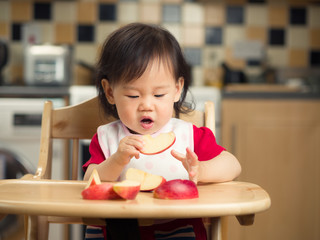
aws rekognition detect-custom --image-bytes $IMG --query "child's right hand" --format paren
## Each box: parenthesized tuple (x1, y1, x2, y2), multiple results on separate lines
(113, 135, 145, 166)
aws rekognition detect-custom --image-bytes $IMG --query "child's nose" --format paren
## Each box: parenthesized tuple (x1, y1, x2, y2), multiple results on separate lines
(138, 98, 153, 111)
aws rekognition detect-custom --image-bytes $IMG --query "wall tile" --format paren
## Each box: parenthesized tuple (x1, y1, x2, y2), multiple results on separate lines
(246, 5, 267, 26)
(288, 48, 308, 67)
(74, 44, 99, 67)
(139, 3, 161, 23)
(55, 23, 75, 44)
(182, 3, 204, 25)
(308, 6, 320, 27)
(287, 27, 308, 48)
(290, 7, 307, 25)
(38, 22, 54, 44)
(163, 4, 181, 23)
(203, 46, 224, 67)
(226, 6, 244, 24)
(183, 26, 204, 46)
(310, 28, 320, 49)
(0, 2, 9, 21)
(9, 64, 23, 85)
(0, 22, 9, 39)
(77, 2, 97, 24)
(225, 26, 246, 47)
(11, 23, 22, 41)
(77, 25, 95, 42)
(204, 4, 225, 26)
(268, 4, 288, 27)
(309, 50, 320, 66)
(96, 23, 119, 44)
(11, 1, 32, 22)
(162, 24, 182, 44)
(53, 2, 76, 23)
(34, 2, 52, 20)
(205, 27, 223, 45)
(118, 2, 139, 23)
(99, 3, 117, 21)
(183, 47, 202, 66)
(267, 48, 288, 67)
(246, 26, 267, 44)
(269, 28, 286, 46)
(192, 66, 204, 86)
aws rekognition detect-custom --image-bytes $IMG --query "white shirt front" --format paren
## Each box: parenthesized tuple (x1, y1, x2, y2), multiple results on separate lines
(97, 118, 194, 181)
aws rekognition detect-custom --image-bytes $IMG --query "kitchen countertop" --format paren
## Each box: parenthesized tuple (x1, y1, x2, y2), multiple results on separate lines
(222, 84, 320, 99)
(0, 86, 70, 98)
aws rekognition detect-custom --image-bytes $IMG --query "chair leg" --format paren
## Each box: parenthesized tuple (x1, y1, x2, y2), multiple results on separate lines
(25, 215, 38, 240)
(209, 217, 222, 240)
(24, 215, 49, 240)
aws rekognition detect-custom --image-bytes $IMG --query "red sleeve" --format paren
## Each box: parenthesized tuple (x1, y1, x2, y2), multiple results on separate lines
(82, 133, 105, 172)
(193, 125, 225, 161)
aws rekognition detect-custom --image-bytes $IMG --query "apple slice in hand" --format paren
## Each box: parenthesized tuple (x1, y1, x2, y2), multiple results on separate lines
(126, 168, 166, 191)
(85, 168, 101, 189)
(113, 180, 141, 200)
(140, 132, 175, 155)
(153, 179, 199, 200)
(82, 183, 121, 200)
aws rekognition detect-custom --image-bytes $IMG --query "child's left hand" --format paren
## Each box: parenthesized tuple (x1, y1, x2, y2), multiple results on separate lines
(171, 147, 199, 184)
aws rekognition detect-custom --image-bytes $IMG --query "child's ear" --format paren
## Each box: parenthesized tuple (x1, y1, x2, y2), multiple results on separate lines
(101, 79, 115, 105)
(174, 77, 184, 102)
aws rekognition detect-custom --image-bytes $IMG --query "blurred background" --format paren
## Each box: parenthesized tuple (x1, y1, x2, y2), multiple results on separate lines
(0, 0, 319, 240)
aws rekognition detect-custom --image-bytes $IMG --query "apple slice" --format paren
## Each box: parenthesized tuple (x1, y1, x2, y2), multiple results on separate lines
(153, 179, 199, 200)
(125, 168, 166, 191)
(140, 132, 175, 155)
(85, 168, 101, 189)
(82, 183, 121, 200)
(113, 180, 141, 200)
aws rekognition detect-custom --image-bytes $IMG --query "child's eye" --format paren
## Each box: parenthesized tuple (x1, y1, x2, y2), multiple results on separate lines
(154, 94, 165, 98)
(126, 95, 139, 98)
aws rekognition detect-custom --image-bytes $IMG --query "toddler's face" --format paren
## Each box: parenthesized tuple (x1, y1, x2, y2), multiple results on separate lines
(102, 60, 184, 135)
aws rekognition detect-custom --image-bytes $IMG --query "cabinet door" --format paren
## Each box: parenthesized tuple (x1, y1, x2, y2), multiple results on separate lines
(222, 99, 320, 240)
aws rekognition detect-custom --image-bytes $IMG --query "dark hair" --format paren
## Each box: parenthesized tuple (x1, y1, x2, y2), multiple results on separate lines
(96, 23, 192, 119)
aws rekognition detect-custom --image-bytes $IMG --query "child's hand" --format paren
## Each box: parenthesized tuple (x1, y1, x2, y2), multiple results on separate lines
(171, 147, 199, 184)
(114, 136, 144, 166)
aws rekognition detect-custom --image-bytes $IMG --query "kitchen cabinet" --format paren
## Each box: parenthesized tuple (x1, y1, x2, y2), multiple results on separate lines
(221, 98, 320, 240)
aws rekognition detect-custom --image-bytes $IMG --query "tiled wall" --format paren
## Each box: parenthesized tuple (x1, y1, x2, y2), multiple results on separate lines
(0, 0, 319, 86)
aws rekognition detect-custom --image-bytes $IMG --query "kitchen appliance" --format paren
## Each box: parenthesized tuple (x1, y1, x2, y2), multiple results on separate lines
(0, 97, 65, 240)
(24, 44, 72, 86)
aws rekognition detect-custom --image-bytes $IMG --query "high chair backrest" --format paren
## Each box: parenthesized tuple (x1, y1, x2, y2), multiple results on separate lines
(35, 96, 215, 181)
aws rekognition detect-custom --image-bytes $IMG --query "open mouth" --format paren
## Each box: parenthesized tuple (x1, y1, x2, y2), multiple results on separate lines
(140, 117, 154, 129)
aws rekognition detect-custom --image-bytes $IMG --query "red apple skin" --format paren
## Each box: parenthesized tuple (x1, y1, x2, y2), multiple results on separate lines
(113, 181, 141, 200)
(153, 179, 199, 200)
(82, 183, 121, 200)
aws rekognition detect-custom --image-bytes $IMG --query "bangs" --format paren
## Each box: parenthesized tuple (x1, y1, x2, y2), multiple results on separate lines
(103, 24, 180, 86)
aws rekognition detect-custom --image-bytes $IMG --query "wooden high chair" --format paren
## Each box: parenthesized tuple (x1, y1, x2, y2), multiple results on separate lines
(24, 96, 220, 240)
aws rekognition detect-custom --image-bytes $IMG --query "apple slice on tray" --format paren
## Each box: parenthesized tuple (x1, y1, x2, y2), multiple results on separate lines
(82, 169, 141, 200)
(153, 179, 199, 200)
(125, 168, 166, 191)
(82, 183, 121, 200)
(113, 180, 141, 200)
(85, 168, 101, 189)
(140, 132, 175, 155)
